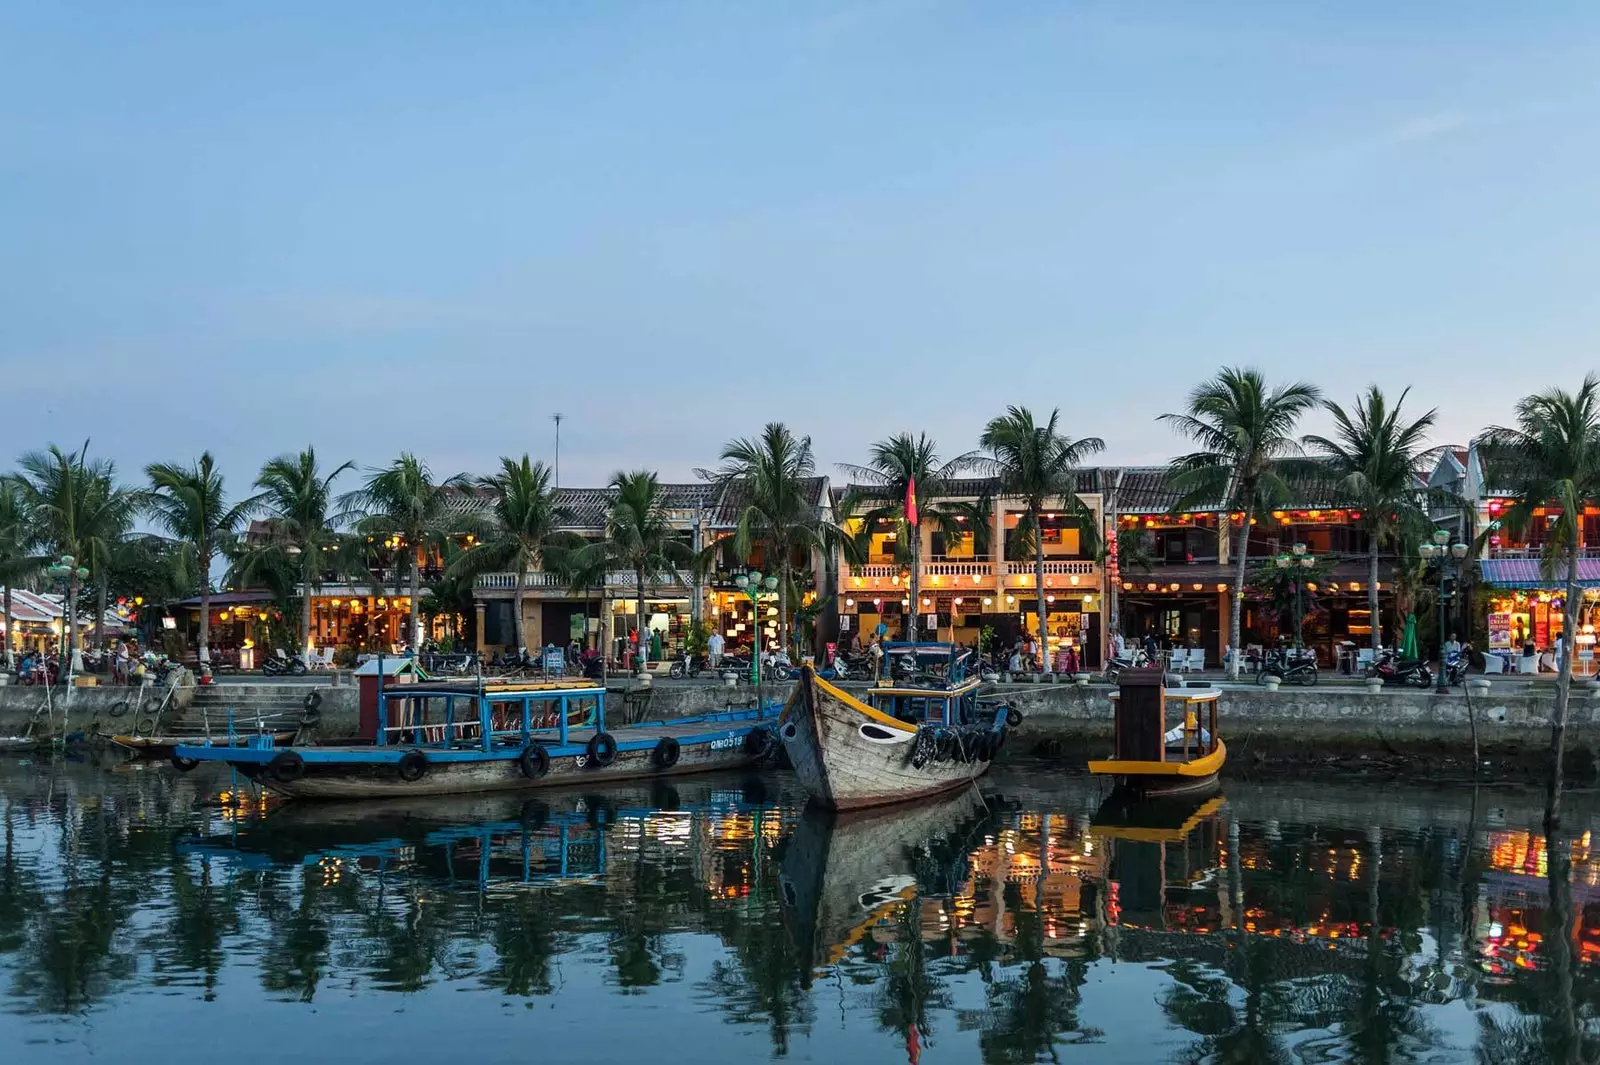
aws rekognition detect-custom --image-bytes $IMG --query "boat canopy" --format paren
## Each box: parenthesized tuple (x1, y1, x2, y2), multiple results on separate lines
(879, 642, 975, 685)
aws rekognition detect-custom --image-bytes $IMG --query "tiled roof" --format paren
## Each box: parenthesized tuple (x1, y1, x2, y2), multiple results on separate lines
(834, 471, 1099, 508)
(1109, 466, 1361, 515)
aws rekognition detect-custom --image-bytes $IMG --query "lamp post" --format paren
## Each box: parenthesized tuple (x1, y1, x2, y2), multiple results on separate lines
(1274, 542, 1316, 652)
(1419, 529, 1470, 692)
(46, 554, 89, 685)
(733, 570, 779, 687)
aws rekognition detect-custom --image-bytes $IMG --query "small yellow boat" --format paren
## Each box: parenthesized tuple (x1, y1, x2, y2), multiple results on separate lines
(1088, 669, 1225, 797)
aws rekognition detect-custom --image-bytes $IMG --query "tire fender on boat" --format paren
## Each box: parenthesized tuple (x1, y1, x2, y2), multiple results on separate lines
(586, 732, 618, 768)
(170, 752, 199, 772)
(397, 749, 429, 782)
(1005, 706, 1023, 728)
(652, 736, 681, 769)
(520, 743, 551, 779)
(743, 727, 775, 760)
(268, 750, 305, 783)
(303, 691, 323, 712)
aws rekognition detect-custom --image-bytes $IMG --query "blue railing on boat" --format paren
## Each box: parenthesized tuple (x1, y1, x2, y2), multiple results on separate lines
(377, 681, 609, 753)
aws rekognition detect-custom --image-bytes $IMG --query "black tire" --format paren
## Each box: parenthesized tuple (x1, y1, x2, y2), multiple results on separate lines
(520, 799, 549, 830)
(519, 743, 550, 779)
(1413, 669, 1433, 689)
(302, 691, 323, 712)
(669, 663, 685, 679)
(1005, 706, 1023, 728)
(268, 750, 305, 783)
(107, 699, 131, 719)
(743, 727, 775, 760)
(586, 732, 618, 768)
(934, 731, 955, 762)
(397, 749, 429, 782)
(1300, 666, 1318, 687)
(1255, 669, 1273, 686)
(170, 753, 199, 772)
(288, 659, 308, 677)
(652, 736, 681, 769)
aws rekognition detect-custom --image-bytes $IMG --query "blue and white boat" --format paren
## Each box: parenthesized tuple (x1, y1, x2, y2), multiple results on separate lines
(173, 677, 782, 800)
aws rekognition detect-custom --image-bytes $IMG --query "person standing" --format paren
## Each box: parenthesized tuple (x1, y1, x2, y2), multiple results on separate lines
(869, 634, 885, 681)
(707, 628, 724, 670)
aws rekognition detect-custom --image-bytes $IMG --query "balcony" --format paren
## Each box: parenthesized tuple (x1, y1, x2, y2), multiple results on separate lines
(475, 571, 690, 594)
(839, 558, 1101, 591)
(1004, 560, 1096, 576)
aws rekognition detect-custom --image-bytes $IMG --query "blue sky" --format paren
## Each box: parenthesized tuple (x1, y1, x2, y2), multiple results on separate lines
(4, 1, 1599, 492)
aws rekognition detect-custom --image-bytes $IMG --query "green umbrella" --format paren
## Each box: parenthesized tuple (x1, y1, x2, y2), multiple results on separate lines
(1400, 613, 1419, 660)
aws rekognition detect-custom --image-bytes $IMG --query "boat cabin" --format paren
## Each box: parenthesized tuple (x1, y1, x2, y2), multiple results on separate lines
(378, 678, 606, 752)
(868, 642, 981, 726)
(1088, 669, 1225, 794)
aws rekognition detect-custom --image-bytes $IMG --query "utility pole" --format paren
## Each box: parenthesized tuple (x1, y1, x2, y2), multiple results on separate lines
(552, 412, 564, 489)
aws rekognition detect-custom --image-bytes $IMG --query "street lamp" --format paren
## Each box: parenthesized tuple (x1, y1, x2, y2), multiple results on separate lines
(45, 554, 89, 684)
(1418, 529, 1469, 692)
(733, 570, 780, 686)
(1274, 542, 1316, 651)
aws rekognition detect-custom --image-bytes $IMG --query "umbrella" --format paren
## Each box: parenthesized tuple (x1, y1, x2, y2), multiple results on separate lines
(1400, 614, 1419, 660)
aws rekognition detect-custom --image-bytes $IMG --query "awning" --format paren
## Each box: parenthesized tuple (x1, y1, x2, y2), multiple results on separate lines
(1478, 558, 1600, 589)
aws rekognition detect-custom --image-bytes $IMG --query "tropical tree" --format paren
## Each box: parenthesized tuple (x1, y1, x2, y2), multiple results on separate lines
(144, 453, 253, 665)
(1478, 376, 1600, 830)
(1303, 386, 1444, 652)
(13, 443, 136, 664)
(566, 471, 692, 667)
(979, 407, 1104, 673)
(444, 456, 574, 655)
(241, 448, 355, 667)
(714, 424, 842, 657)
(0, 482, 35, 670)
(1160, 369, 1322, 679)
(839, 433, 982, 644)
(341, 453, 468, 653)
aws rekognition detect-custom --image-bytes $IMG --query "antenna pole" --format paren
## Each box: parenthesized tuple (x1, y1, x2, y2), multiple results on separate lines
(552, 412, 564, 489)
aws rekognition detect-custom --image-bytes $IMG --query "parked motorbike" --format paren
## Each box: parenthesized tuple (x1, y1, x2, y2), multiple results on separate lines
(1103, 648, 1152, 681)
(669, 652, 706, 679)
(262, 651, 308, 677)
(1443, 651, 1470, 686)
(1257, 648, 1319, 686)
(1364, 649, 1433, 688)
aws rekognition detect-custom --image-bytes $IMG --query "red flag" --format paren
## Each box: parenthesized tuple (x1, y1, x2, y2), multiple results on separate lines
(905, 476, 919, 527)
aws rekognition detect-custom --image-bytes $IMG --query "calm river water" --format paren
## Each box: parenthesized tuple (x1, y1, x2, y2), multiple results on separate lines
(0, 755, 1595, 1063)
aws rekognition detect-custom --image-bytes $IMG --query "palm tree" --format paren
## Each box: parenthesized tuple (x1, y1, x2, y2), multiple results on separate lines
(0, 481, 35, 670)
(1160, 369, 1322, 680)
(445, 456, 574, 654)
(13, 443, 135, 665)
(243, 448, 355, 667)
(341, 453, 468, 653)
(144, 453, 253, 665)
(838, 433, 981, 644)
(979, 407, 1104, 674)
(714, 424, 841, 657)
(1303, 387, 1443, 652)
(567, 471, 692, 668)
(1478, 376, 1600, 830)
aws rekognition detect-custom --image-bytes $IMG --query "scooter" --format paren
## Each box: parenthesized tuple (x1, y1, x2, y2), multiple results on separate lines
(1365, 649, 1433, 688)
(1257, 648, 1319, 686)
(668, 652, 707, 679)
(262, 651, 308, 677)
(1103, 648, 1152, 681)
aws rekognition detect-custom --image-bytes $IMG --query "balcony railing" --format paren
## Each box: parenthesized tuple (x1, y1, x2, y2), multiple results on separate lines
(1003, 560, 1097, 576)
(924, 561, 993, 577)
(475, 571, 691, 592)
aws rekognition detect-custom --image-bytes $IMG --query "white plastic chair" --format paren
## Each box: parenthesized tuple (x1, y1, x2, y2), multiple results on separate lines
(1174, 649, 1193, 673)
(1356, 648, 1375, 672)
(1481, 653, 1505, 674)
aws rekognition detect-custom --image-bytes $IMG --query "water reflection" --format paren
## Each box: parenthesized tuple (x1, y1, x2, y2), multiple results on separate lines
(4, 760, 1600, 1063)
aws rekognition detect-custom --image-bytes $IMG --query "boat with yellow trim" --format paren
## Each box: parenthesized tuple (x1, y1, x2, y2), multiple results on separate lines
(778, 643, 1018, 810)
(1087, 669, 1224, 797)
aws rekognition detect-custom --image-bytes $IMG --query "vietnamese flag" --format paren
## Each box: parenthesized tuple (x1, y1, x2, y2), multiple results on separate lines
(905, 475, 919, 527)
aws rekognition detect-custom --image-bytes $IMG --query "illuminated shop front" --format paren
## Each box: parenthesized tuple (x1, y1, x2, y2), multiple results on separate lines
(1479, 558, 1600, 673)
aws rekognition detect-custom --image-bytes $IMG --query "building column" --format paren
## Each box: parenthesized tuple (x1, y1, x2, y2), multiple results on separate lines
(474, 602, 486, 654)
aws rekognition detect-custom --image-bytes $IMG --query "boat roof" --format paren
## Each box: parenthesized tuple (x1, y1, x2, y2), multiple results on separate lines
(882, 642, 960, 657)
(868, 678, 982, 698)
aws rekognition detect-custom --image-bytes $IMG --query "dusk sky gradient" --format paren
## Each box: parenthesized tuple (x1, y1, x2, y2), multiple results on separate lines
(5, 2, 1599, 493)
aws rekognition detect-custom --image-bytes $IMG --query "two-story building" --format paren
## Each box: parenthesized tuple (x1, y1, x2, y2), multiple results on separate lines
(833, 474, 1106, 667)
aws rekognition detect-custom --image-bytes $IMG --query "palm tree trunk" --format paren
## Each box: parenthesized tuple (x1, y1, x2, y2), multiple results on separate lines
(94, 580, 105, 652)
(409, 553, 421, 651)
(1547, 534, 1582, 833)
(198, 546, 212, 664)
(67, 572, 80, 675)
(512, 583, 528, 655)
(907, 521, 921, 644)
(1368, 539, 1380, 652)
(1228, 514, 1250, 681)
(1034, 509, 1051, 673)
(300, 558, 314, 667)
(778, 561, 790, 659)
(636, 568, 647, 670)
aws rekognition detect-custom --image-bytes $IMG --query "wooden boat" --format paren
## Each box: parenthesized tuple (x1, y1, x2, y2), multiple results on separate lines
(173, 677, 783, 799)
(778, 785, 1000, 984)
(778, 644, 1016, 810)
(1087, 669, 1224, 797)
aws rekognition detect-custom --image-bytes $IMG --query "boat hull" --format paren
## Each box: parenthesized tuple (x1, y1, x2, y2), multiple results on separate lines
(779, 668, 999, 811)
(1088, 738, 1227, 798)
(176, 707, 782, 800)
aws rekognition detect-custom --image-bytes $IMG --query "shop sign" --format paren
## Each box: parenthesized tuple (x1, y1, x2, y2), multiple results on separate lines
(1488, 613, 1511, 648)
